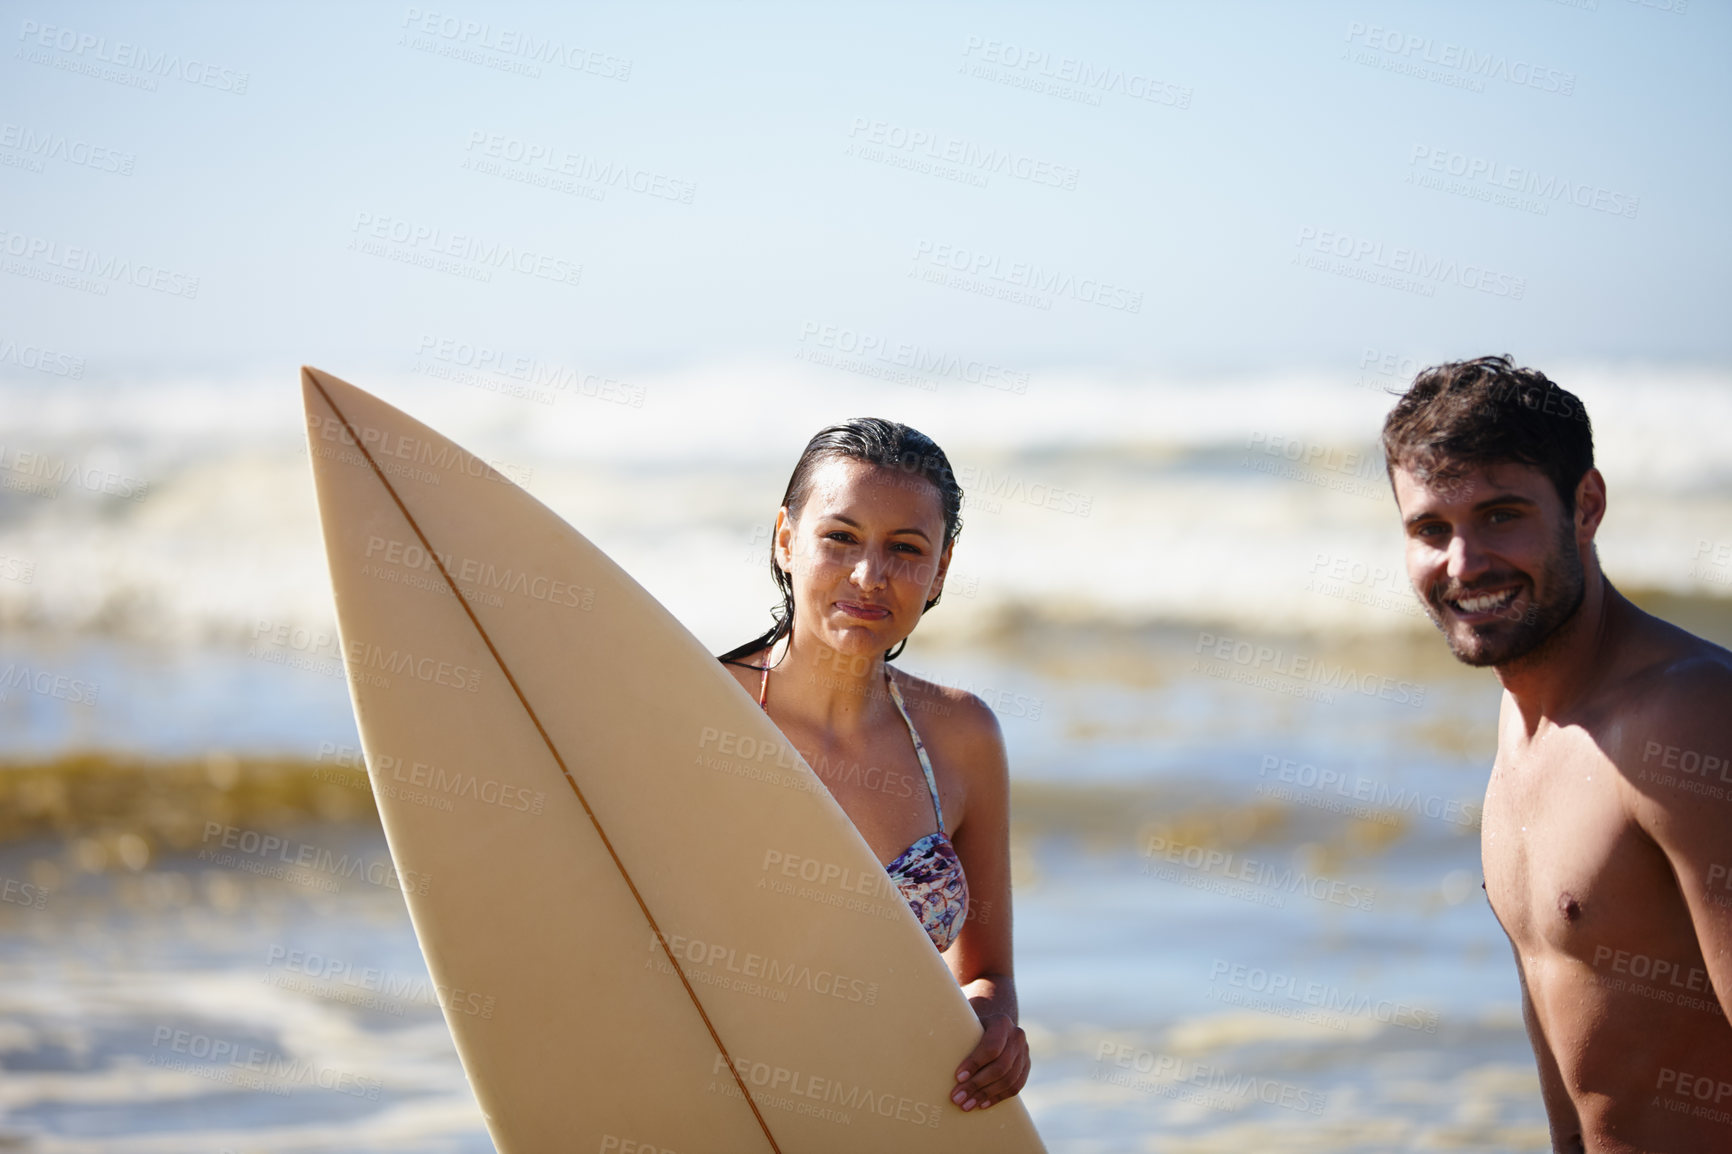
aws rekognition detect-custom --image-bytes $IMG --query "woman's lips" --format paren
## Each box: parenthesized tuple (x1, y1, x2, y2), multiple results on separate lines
(835, 601, 890, 619)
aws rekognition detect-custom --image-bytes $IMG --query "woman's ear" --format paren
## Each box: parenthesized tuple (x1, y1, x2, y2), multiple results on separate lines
(773, 507, 795, 574)
(928, 538, 954, 603)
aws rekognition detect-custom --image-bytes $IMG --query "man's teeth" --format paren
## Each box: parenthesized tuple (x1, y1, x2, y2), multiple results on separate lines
(1455, 589, 1516, 613)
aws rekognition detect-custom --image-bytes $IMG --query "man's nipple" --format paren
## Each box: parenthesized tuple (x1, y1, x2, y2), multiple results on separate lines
(1557, 891, 1582, 922)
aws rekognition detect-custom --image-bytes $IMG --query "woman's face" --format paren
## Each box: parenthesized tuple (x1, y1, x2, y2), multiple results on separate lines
(775, 456, 951, 659)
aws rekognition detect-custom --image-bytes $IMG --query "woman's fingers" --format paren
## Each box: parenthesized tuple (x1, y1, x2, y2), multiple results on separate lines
(952, 1016, 1027, 1109)
(971, 1046, 1029, 1106)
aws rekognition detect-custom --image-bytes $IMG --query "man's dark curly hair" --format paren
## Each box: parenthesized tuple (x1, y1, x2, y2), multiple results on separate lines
(1381, 354, 1595, 513)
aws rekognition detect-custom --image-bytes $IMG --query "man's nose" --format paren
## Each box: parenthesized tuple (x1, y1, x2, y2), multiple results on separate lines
(1446, 531, 1491, 584)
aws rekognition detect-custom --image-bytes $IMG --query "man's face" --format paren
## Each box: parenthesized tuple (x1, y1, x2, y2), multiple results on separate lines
(1391, 460, 1586, 668)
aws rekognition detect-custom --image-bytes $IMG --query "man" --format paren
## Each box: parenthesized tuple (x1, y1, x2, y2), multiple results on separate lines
(1382, 356, 1732, 1153)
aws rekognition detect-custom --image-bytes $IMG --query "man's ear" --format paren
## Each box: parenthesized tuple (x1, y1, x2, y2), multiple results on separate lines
(1574, 468, 1607, 542)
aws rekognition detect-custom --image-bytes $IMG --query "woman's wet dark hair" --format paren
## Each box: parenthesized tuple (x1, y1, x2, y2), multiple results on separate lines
(719, 417, 964, 666)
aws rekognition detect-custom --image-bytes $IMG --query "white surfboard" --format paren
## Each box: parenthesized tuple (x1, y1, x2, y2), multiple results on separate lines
(300, 367, 1045, 1153)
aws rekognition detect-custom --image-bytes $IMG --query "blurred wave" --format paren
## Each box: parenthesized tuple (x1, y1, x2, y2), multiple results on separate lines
(2, 362, 1728, 656)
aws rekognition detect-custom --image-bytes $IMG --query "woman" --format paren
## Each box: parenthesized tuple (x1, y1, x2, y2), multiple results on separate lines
(719, 417, 1030, 1113)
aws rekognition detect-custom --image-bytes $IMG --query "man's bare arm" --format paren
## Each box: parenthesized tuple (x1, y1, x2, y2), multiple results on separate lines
(1624, 662, 1732, 1019)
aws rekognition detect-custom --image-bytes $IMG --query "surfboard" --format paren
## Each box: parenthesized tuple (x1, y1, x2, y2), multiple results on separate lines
(300, 367, 1046, 1153)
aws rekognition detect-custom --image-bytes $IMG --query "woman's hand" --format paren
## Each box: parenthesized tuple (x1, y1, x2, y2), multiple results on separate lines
(951, 1009, 1029, 1111)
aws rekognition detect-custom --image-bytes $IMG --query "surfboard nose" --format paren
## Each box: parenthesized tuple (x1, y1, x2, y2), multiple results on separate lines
(302, 366, 367, 427)
(302, 365, 327, 413)
(302, 364, 338, 405)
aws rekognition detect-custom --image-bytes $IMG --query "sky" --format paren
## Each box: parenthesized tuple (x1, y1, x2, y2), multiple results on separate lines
(3, 0, 1728, 386)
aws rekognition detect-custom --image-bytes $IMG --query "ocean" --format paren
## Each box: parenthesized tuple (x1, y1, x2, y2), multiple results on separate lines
(2, 363, 1729, 1151)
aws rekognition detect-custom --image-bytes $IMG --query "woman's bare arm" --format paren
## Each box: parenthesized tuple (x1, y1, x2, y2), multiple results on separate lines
(943, 694, 1028, 1110)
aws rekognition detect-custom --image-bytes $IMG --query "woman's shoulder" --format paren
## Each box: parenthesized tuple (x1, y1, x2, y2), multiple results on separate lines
(891, 667, 1006, 760)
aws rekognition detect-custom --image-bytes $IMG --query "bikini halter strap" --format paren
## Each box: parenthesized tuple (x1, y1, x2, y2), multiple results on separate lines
(756, 657, 946, 833)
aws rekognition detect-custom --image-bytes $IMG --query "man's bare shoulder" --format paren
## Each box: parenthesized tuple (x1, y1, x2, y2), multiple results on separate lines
(1606, 617, 1732, 746)
(1595, 618, 1732, 830)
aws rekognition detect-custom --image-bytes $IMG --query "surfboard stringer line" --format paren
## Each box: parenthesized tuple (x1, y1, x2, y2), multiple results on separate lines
(305, 368, 783, 1153)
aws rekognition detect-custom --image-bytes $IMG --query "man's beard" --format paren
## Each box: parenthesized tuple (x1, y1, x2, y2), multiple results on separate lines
(1425, 521, 1587, 669)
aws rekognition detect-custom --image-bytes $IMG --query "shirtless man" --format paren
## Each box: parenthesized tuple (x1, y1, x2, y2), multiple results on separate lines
(1382, 356, 1732, 1152)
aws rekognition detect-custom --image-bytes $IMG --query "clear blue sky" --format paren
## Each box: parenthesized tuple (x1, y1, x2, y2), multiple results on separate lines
(4, 0, 1727, 380)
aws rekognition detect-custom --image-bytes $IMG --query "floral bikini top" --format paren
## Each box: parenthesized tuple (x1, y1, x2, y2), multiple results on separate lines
(758, 662, 969, 953)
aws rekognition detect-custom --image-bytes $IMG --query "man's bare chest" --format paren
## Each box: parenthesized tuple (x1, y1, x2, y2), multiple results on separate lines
(1481, 735, 1673, 959)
